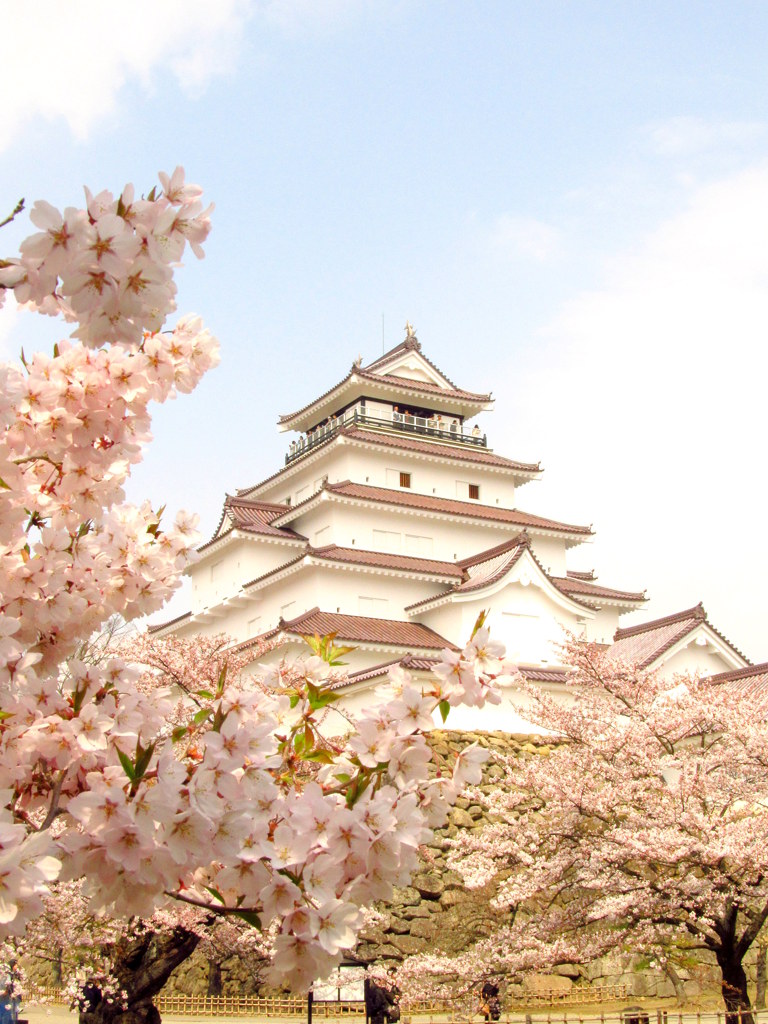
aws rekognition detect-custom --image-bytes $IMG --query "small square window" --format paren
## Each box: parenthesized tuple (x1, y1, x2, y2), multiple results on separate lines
(400, 472, 411, 488)
(468, 484, 480, 500)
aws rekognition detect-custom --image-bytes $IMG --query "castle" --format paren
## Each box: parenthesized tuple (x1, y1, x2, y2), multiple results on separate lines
(151, 326, 762, 728)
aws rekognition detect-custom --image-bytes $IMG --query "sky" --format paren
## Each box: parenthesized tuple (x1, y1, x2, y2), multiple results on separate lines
(2, 0, 768, 660)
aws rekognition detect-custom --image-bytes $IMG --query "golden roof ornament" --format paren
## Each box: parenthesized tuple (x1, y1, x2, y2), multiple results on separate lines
(403, 320, 419, 348)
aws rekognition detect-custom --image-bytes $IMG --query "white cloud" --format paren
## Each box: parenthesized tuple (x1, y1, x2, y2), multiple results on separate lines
(643, 116, 767, 158)
(500, 164, 768, 660)
(0, 0, 253, 152)
(491, 214, 563, 264)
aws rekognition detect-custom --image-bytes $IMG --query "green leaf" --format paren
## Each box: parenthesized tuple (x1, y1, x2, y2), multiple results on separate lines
(289, 693, 301, 709)
(0, 710, 14, 721)
(147, 185, 158, 202)
(117, 748, 136, 782)
(192, 707, 212, 727)
(293, 732, 306, 754)
(195, 689, 214, 699)
(0, 477, 9, 490)
(470, 610, 489, 639)
(134, 742, 156, 780)
(234, 910, 262, 929)
(204, 886, 226, 904)
(439, 700, 450, 723)
(303, 749, 335, 764)
(216, 663, 228, 696)
(171, 726, 188, 743)
(334, 772, 351, 784)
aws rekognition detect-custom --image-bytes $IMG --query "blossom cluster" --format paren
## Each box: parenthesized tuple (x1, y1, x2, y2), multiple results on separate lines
(0, 172, 504, 991)
(399, 640, 768, 1010)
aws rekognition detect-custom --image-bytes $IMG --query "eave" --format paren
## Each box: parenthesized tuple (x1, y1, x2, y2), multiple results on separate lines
(277, 370, 493, 433)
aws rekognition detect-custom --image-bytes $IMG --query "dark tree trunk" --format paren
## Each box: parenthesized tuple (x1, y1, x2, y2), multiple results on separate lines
(207, 960, 222, 997)
(755, 946, 766, 1011)
(53, 946, 63, 986)
(79, 927, 200, 1024)
(663, 963, 686, 1004)
(717, 950, 755, 1024)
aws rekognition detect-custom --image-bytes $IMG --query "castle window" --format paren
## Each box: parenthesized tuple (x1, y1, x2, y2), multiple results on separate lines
(400, 472, 411, 488)
(469, 483, 480, 500)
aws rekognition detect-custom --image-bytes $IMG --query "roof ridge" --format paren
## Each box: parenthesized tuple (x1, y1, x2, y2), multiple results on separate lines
(343, 427, 541, 472)
(327, 481, 592, 536)
(710, 661, 768, 682)
(553, 575, 647, 602)
(306, 543, 462, 574)
(614, 602, 706, 640)
(279, 606, 322, 631)
(456, 531, 530, 569)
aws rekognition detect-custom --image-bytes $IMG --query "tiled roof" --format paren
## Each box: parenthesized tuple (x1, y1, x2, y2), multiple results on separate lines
(567, 569, 596, 582)
(236, 425, 541, 499)
(357, 368, 490, 403)
(343, 426, 540, 474)
(454, 537, 529, 594)
(344, 653, 441, 686)
(278, 359, 491, 425)
(519, 665, 572, 684)
(609, 603, 750, 670)
(709, 662, 768, 702)
(282, 481, 592, 538)
(343, 656, 573, 689)
(552, 576, 646, 603)
(238, 608, 456, 653)
(200, 496, 306, 550)
(405, 532, 595, 614)
(309, 544, 464, 579)
(147, 610, 192, 635)
(361, 336, 459, 387)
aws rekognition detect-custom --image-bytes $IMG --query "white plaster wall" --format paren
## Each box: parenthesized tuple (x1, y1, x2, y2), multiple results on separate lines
(251, 438, 522, 508)
(655, 642, 741, 677)
(189, 539, 303, 614)
(288, 500, 567, 562)
(421, 581, 584, 666)
(584, 606, 621, 645)
(528, 536, 569, 577)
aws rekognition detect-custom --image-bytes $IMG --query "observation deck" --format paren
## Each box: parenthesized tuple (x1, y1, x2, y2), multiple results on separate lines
(285, 405, 487, 466)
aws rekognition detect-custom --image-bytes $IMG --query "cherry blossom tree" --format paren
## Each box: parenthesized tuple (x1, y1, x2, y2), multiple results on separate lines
(402, 642, 768, 1022)
(0, 172, 506, 1022)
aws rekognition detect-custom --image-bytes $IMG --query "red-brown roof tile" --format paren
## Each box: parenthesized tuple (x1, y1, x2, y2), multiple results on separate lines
(405, 532, 595, 613)
(609, 603, 750, 670)
(361, 336, 459, 388)
(278, 359, 491, 425)
(278, 480, 592, 538)
(343, 426, 540, 474)
(239, 607, 456, 653)
(147, 611, 192, 634)
(309, 544, 464, 578)
(709, 662, 768, 703)
(200, 495, 306, 551)
(552, 576, 646, 603)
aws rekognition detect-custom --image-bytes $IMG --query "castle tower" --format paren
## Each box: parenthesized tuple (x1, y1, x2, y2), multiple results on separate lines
(151, 326, 748, 726)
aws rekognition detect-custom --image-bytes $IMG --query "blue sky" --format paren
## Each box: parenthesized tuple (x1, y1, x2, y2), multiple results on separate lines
(3, 1, 768, 659)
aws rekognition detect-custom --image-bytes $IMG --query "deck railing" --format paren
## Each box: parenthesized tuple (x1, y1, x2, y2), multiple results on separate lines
(285, 409, 487, 465)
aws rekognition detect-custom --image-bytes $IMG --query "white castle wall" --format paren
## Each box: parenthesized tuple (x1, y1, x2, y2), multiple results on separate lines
(189, 538, 303, 615)
(254, 442, 521, 510)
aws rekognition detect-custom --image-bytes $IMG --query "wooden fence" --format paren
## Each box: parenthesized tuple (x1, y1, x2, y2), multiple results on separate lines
(26, 986, 768, 1024)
